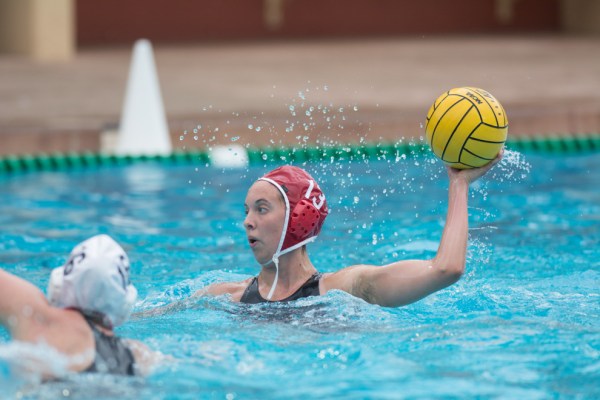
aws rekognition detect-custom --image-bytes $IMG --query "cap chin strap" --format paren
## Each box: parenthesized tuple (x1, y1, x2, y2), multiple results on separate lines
(258, 177, 291, 300)
(261, 235, 317, 300)
(258, 177, 320, 300)
(265, 257, 280, 300)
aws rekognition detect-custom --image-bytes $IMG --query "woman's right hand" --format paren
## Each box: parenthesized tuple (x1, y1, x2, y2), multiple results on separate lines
(447, 148, 504, 184)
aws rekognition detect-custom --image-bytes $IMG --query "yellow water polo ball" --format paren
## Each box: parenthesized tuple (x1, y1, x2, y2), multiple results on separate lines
(425, 87, 508, 169)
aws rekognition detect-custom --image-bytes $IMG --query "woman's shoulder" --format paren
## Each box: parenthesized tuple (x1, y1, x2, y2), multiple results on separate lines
(319, 264, 375, 294)
(24, 308, 96, 374)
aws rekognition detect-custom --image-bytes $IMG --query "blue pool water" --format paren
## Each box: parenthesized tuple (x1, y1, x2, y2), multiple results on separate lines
(0, 150, 599, 399)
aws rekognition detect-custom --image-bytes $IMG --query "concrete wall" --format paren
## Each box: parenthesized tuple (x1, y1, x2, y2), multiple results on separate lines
(0, 0, 32, 54)
(561, 0, 600, 35)
(0, 0, 74, 61)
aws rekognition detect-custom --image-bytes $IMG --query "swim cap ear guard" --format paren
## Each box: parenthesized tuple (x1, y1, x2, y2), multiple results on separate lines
(258, 166, 329, 299)
(289, 198, 325, 243)
(47, 234, 137, 329)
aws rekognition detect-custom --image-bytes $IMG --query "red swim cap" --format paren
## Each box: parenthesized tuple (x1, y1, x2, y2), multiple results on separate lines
(260, 166, 329, 255)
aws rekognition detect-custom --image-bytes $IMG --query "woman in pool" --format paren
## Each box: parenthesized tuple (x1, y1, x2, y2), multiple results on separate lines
(201, 150, 503, 305)
(0, 234, 156, 377)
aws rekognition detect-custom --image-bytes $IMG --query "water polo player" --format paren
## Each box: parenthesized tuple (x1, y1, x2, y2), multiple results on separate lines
(0, 234, 156, 377)
(202, 151, 502, 305)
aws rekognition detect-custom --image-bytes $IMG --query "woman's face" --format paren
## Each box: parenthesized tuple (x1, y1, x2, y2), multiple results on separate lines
(244, 181, 286, 265)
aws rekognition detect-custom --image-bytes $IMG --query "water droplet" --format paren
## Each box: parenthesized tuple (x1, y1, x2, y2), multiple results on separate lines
(372, 234, 379, 245)
(231, 136, 240, 142)
(247, 124, 254, 130)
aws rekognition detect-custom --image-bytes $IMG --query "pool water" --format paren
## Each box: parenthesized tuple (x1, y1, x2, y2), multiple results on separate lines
(0, 151, 598, 399)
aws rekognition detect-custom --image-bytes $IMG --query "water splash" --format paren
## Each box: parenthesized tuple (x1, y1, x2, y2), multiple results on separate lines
(495, 149, 531, 182)
(0, 341, 86, 385)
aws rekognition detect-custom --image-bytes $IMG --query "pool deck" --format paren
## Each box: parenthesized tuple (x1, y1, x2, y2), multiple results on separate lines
(1, 35, 599, 156)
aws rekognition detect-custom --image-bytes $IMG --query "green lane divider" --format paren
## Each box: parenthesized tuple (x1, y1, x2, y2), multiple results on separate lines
(1, 133, 598, 175)
(505, 133, 600, 153)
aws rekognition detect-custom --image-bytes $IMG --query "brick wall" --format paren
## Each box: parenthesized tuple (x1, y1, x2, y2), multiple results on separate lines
(76, 0, 561, 47)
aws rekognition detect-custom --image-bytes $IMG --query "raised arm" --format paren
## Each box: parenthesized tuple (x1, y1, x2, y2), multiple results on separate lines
(0, 268, 51, 339)
(322, 151, 503, 307)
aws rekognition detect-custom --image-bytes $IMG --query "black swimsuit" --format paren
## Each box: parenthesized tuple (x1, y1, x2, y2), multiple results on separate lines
(240, 273, 323, 304)
(83, 316, 136, 376)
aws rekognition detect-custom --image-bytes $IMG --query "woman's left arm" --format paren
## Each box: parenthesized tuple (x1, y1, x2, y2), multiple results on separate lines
(321, 176, 469, 307)
(322, 151, 502, 307)
(0, 268, 50, 338)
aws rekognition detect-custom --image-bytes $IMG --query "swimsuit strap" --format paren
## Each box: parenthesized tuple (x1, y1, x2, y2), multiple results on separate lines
(83, 316, 136, 376)
(240, 273, 322, 304)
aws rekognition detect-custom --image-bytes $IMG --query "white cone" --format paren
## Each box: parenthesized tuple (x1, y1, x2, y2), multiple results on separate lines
(115, 39, 172, 156)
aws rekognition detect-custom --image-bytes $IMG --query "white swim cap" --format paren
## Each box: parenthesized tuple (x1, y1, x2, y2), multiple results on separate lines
(47, 234, 137, 329)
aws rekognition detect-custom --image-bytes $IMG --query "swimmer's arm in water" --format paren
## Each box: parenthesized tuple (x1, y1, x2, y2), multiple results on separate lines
(133, 279, 251, 318)
(0, 268, 51, 339)
(125, 339, 170, 376)
(131, 298, 191, 318)
(200, 279, 251, 302)
(131, 289, 212, 318)
(322, 152, 502, 307)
